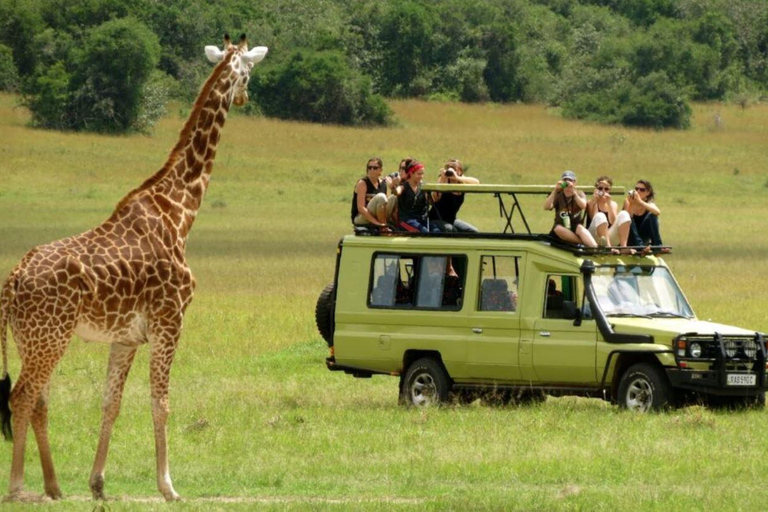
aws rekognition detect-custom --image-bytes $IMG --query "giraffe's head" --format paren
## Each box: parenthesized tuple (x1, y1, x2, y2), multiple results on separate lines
(205, 34, 268, 107)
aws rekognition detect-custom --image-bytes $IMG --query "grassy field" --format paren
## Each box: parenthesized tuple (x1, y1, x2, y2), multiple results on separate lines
(1, 91, 768, 510)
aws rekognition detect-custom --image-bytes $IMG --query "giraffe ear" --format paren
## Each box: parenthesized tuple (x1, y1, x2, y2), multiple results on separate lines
(205, 46, 225, 63)
(242, 46, 268, 65)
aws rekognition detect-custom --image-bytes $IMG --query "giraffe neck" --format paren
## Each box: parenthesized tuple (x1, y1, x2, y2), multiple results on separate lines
(111, 52, 239, 242)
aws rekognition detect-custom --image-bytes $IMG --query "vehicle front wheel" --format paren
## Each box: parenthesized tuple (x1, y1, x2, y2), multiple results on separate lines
(400, 358, 451, 407)
(617, 363, 673, 412)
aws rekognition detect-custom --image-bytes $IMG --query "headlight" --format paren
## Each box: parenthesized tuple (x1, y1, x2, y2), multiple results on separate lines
(743, 339, 757, 359)
(689, 342, 702, 358)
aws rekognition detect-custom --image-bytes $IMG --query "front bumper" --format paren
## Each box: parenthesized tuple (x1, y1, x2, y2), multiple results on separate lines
(669, 332, 767, 396)
(666, 368, 767, 396)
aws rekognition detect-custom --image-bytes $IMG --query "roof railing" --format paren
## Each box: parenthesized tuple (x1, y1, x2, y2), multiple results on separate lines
(353, 183, 672, 256)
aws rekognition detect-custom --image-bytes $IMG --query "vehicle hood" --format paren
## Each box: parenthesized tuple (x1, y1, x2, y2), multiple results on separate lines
(608, 318, 758, 345)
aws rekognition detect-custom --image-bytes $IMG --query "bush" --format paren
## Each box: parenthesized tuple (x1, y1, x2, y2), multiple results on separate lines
(562, 71, 691, 129)
(377, 0, 437, 97)
(24, 61, 70, 128)
(251, 49, 391, 126)
(134, 69, 176, 133)
(441, 56, 490, 103)
(0, 43, 18, 90)
(23, 17, 161, 132)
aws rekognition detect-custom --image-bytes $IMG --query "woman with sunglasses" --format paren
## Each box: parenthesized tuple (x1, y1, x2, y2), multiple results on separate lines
(623, 179, 665, 250)
(351, 157, 396, 230)
(586, 175, 632, 252)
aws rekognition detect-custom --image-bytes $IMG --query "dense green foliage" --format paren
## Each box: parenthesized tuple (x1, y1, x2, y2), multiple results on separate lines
(20, 17, 163, 132)
(1, 0, 767, 131)
(250, 49, 391, 126)
(0, 43, 18, 90)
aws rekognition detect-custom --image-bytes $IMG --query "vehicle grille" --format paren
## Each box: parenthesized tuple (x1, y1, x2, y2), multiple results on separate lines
(688, 335, 760, 361)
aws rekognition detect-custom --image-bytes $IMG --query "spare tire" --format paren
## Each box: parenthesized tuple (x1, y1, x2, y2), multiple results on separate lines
(315, 283, 335, 347)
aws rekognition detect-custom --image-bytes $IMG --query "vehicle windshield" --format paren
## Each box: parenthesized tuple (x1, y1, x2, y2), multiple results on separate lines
(591, 265, 694, 319)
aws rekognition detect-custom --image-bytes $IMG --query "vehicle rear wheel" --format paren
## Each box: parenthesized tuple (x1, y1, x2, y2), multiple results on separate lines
(400, 358, 451, 407)
(617, 363, 673, 412)
(315, 283, 335, 347)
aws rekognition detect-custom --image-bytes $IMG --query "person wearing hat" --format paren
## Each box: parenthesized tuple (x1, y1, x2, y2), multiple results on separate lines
(544, 170, 597, 247)
(395, 159, 440, 233)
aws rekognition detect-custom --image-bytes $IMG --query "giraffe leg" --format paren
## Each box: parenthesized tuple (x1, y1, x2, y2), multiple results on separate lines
(89, 343, 138, 500)
(149, 333, 181, 501)
(7, 375, 33, 498)
(8, 363, 61, 499)
(30, 384, 63, 499)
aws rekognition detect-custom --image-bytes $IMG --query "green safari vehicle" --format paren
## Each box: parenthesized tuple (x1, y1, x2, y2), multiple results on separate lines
(316, 184, 766, 411)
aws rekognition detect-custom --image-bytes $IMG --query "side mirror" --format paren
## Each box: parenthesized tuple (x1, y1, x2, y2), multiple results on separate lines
(563, 301, 582, 325)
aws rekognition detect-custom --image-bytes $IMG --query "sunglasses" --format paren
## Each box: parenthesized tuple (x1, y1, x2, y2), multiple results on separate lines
(635, 186, 647, 192)
(367, 165, 380, 170)
(596, 186, 610, 192)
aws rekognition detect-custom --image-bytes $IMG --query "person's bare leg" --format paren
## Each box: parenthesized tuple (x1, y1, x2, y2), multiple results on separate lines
(576, 225, 597, 247)
(553, 225, 581, 244)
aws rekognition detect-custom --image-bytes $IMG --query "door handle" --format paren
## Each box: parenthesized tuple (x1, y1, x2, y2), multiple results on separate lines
(472, 328, 483, 334)
(539, 331, 551, 337)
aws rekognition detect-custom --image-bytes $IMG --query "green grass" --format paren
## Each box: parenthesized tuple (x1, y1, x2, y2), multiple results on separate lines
(1, 92, 768, 510)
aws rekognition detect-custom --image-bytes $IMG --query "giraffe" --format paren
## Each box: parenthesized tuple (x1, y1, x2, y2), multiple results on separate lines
(0, 34, 267, 502)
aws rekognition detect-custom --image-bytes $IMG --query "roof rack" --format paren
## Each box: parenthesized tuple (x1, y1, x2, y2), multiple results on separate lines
(353, 228, 672, 257)
(353, 183, 671, 256)
(422, 183, 625, 235)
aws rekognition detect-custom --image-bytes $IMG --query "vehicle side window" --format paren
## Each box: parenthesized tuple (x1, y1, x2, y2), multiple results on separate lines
(369, 254, 465, 310)
(544, 275, 578, 319)
(370, 255, 405, 307)
(478, 256, 518, 312)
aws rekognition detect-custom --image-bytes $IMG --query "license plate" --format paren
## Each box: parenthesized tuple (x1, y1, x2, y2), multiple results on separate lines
(727, 374, 756, 386)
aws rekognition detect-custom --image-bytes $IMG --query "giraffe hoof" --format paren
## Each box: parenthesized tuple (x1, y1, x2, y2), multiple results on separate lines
(163, 491, 181, 502)
(90, 475, 105, 501)
(45, 487, 63, 500)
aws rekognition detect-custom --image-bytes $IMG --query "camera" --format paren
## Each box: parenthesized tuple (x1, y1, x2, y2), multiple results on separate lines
(445, 169, 456, 177)
(628, 190, 635, 198)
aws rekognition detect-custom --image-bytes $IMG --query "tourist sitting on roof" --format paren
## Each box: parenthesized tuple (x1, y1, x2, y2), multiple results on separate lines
(544, 170, 597, 247)
(395, 159, 440, 233)
(387, 157, 411, 195)
(623, 179, 668, 253)
(351, 157, 396, 231)
(428, 159, 480, 233)
(586, 175, 632, 253)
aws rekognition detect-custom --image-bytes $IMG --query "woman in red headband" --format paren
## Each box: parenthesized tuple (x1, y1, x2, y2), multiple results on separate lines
(395, 159, 440, 233)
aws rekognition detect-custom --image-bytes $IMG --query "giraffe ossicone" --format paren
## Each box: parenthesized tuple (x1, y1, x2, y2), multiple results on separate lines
(0, 34, 267, 502)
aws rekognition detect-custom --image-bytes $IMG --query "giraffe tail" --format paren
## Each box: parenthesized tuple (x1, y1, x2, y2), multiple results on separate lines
(0, 274, 14, 440)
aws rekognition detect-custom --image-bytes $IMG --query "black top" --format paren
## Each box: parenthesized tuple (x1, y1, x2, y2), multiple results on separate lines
(398, 183, 428, 222)
(428, 192, 465, 224)
(584, 202, 611, 227)
(351, 177, 387, 222)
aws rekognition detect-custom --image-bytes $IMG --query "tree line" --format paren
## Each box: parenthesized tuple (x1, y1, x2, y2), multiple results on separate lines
(0, 0, 766, 132)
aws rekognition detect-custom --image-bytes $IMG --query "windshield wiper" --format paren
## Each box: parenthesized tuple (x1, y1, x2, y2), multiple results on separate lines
(605, 313, 653, 319)
(649, 311, 691, 319)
